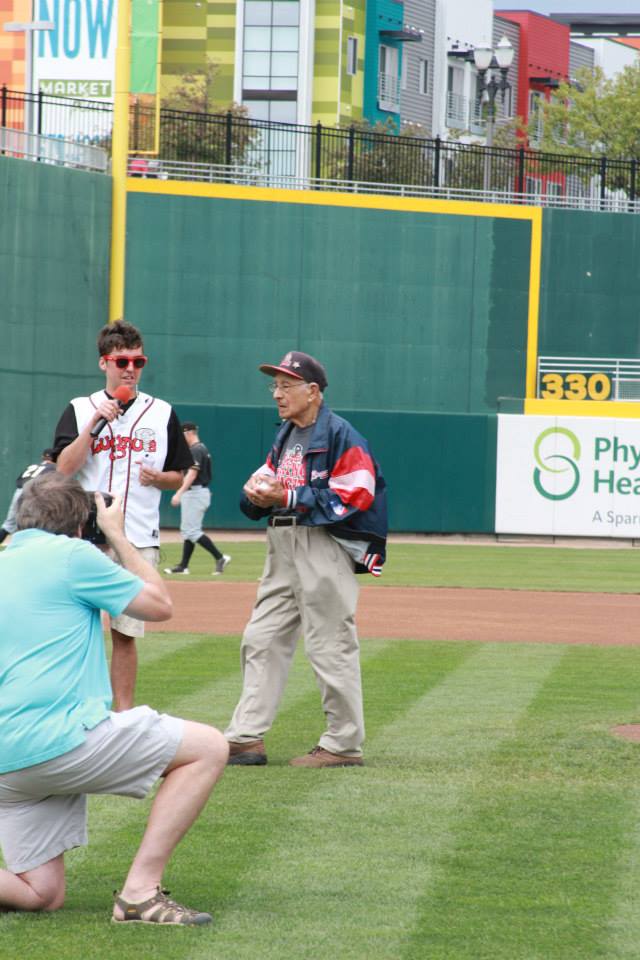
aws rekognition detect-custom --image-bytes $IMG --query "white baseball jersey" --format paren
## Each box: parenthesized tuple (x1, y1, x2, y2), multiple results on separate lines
(70, 390, 172, 547)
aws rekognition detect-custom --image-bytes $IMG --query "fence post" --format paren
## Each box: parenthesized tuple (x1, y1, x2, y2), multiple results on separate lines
(630, 158, 636, 210)
(599, 155, 607, 208)
(347, 125, 355, 182)
(315, 122, 322, 181)
(37, 90, 43, 136)
(1, 85, 6, 129)
(517, 146, 525, 195)
(225, 110, 233, 166)
(433, 135, 441, 187)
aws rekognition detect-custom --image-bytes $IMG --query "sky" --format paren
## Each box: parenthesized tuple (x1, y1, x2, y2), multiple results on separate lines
(494, 1, 640, 13)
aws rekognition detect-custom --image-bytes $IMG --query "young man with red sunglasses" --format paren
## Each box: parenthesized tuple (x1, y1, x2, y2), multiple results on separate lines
(53, 321, 193, 710)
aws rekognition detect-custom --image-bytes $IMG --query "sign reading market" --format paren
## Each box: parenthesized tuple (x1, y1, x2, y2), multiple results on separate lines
(495, 415, 640, 537)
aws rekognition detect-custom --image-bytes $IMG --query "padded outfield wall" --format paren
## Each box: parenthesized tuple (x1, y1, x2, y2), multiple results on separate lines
(0, 155, 111, 504)
(6, 164, 640, 533)
(124, 181, 539, 530)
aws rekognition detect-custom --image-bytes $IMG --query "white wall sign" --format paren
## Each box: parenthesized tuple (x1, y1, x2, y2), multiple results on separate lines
(496, 414, 640, 537)
(32, 0, 116, 141)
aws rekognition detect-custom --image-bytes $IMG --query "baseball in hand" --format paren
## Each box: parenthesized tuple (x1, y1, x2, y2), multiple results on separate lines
(255, 479, 269, 490)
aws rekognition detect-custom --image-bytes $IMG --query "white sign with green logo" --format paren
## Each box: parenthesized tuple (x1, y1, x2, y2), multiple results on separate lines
(496, 414, 640, 536)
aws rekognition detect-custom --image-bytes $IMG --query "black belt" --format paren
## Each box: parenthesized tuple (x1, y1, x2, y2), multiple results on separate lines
(268, 516, 297, 527)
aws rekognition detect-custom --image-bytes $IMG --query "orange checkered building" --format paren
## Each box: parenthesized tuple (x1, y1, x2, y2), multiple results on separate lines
(0, 0, 30, 88)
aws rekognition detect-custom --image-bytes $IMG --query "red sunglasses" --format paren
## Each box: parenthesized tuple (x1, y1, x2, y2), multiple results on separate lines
(103, 355, 148, 370)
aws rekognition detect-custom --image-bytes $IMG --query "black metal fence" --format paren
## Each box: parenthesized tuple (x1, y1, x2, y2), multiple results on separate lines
(2, 85, 639, 206)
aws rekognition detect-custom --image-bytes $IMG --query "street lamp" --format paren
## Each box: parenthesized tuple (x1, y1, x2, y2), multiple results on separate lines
(472, 36, 514, 147)
(3, 19, 54, 135)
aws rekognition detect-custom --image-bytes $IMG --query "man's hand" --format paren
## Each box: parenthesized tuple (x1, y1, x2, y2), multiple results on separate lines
(95, 492, 126, 544)
(91, 397, 121, 428)
(170, 492, 181, 507)
(244, 473, 286, 508)
(139, 465, 162, 487)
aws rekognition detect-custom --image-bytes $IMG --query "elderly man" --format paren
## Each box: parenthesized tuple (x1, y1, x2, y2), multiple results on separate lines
(0, 473, 228, 924)
(225, 351, 388, 768)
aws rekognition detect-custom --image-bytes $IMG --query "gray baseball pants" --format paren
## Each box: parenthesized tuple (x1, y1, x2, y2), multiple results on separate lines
(180, 486, 211, 541)
(225, 523, 364, 756)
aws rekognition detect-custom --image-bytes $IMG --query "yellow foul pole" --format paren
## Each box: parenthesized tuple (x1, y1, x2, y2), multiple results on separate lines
(109, 0, 131, 322)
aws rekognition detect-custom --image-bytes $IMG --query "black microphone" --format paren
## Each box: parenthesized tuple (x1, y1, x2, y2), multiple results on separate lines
(90, 386, 132, 438)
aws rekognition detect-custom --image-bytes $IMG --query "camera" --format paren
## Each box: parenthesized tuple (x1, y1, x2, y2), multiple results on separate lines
(82, 492, 114, 544)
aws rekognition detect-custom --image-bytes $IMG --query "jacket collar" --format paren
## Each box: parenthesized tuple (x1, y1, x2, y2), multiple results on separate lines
(277, 402, 329, 453)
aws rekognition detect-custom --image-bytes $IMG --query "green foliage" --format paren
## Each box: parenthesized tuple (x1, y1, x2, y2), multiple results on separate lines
(537, 63, 640, 161)
(159, 58, 259, 164)
(322, 117, 435, 187)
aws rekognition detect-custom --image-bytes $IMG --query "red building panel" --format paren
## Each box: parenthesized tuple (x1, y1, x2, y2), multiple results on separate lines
(496, 10, 569, 121)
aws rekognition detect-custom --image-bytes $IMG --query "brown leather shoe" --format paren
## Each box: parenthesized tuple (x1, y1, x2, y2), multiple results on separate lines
(227, 739, 267, 766)
(289, 746, 364, 768)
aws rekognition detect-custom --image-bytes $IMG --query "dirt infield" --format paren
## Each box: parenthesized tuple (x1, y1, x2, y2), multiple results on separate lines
(155, 581, 640, 646)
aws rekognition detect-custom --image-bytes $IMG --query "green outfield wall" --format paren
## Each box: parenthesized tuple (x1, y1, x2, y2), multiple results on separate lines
(5, 162, 640, 535)
(539, 208, 640, 358)
(124, 188, 532, 416)
(0, 156, 111, 499)
(161, 405, 498, 531)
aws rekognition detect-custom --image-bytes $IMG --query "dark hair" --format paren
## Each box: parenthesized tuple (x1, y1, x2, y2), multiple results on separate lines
(181, 422, 198, 432)
(17, 473, 90, 537)
(42, 448, 57, 461)
(97, 320, 143, 357)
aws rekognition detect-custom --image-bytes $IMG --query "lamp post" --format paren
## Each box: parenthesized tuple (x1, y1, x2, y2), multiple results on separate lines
(3, 19, 54, 135)
(472, 36, 514, 148)
(471, 36, 514, 194)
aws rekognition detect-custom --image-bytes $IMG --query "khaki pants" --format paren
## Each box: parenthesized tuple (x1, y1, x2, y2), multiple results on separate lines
(225, 524, 364, 756)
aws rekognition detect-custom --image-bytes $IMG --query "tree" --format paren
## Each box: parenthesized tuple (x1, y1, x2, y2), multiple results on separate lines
(536, 63, 640, 160)
(158, 58, 259, 165)
(322, 117, 437, 187)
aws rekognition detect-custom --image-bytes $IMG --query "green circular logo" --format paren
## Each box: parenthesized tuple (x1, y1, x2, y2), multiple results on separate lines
(533, 427, 581, 501)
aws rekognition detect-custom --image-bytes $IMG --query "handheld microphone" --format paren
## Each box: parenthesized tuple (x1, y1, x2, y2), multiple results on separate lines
(90, 386, 133, 438)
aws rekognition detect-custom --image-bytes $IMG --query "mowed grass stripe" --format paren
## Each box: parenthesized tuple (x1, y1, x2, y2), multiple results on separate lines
(404, 646, 640, 960)
(180, 644, 563, 960)
(1, 640, 466, 957)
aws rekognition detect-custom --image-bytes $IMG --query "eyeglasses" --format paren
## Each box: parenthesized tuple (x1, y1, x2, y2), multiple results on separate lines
(103, 355, 148, 370)
(268, 380, 308, 394)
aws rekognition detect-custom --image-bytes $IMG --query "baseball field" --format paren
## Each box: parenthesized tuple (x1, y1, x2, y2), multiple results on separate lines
(4, 538, 640, 959)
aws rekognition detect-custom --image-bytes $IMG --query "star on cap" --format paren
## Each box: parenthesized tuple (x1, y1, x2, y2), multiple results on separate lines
(292, 361, 300, 368)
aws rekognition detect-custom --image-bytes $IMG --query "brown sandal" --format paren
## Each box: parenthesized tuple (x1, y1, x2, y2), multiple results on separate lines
(113, 887, 212, 925)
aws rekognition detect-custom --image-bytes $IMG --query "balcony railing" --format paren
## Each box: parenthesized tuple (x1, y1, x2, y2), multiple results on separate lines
(378, 72, 400, 112)
(446, 91, 468, 130)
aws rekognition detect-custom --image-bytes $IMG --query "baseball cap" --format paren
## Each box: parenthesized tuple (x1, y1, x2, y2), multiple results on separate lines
(259, 351, 328, 391)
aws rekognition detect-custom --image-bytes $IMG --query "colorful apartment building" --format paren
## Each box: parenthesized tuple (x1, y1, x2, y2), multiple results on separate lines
(496, 9, 569, 138)
(162, 0, 367, 127)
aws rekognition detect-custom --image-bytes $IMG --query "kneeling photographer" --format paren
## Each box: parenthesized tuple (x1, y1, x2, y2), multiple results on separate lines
(0, 472, 228, 925)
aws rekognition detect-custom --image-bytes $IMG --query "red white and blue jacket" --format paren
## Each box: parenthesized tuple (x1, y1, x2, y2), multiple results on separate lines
(241, 403, 387, 575)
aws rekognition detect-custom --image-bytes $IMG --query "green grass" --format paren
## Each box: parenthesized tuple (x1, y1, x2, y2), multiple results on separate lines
(5, 635, 640, 959)
(160, 540, 640, 593)
(6, 541, 640, 957)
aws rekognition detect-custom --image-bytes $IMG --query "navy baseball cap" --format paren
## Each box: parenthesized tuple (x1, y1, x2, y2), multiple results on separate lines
(259, 351, 328, 391)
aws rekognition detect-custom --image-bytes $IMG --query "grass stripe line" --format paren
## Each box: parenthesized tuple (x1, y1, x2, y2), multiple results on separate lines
(178, 644, 563, 960)
(403, 645, 640, 960)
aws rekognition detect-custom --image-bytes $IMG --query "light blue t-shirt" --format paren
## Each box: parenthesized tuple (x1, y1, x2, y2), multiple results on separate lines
(0, 529, 143, 773)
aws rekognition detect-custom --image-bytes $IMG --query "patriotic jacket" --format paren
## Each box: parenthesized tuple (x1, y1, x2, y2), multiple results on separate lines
(241, 403, 387, 575)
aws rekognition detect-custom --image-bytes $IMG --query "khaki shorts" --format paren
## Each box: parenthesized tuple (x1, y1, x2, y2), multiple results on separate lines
(0, 705, 183, 874)
(105, 545, 159, 637)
